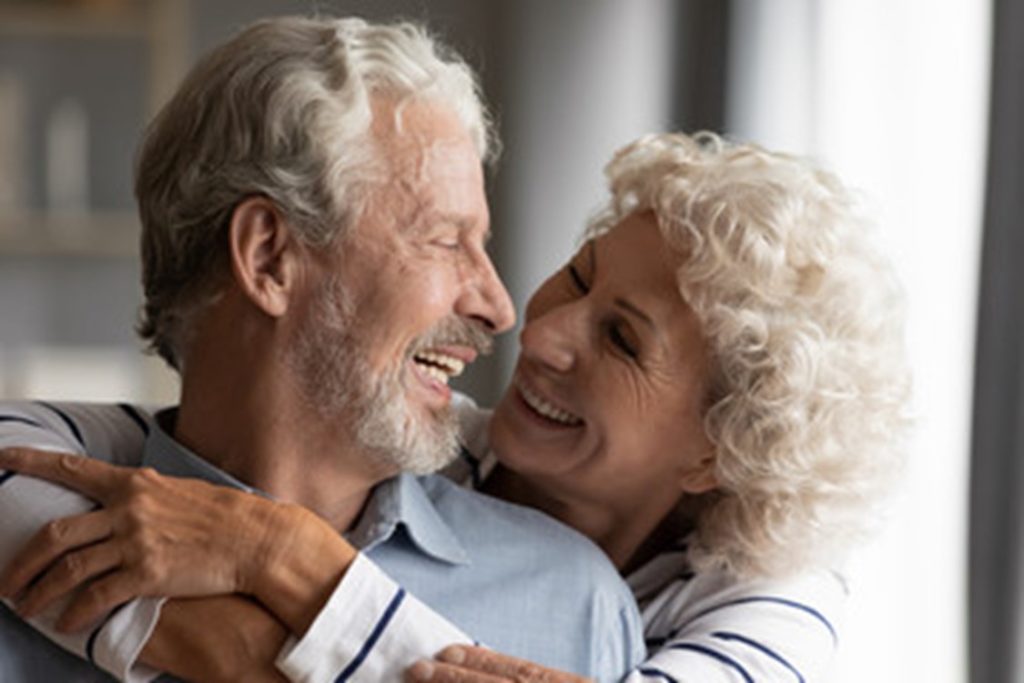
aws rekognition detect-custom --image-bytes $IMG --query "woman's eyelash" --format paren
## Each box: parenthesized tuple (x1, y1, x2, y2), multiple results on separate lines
(568, 264, 589, 292)
(608, 323, 638, 358)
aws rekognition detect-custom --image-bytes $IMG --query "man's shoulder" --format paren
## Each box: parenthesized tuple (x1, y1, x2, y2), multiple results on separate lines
(417, 474, 620, 578)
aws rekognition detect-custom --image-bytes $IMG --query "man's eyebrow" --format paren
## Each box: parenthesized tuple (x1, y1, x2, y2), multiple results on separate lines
(432, 212, 485, 234)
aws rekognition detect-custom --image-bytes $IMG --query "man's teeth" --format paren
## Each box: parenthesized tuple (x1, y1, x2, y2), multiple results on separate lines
(413, 350, 466, 385)
(519, 383, 582, 426)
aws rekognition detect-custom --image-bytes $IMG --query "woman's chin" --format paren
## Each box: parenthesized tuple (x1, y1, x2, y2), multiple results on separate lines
(489, 396, 583, 480)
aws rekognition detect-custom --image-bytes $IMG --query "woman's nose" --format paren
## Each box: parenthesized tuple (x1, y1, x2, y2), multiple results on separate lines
(519, 304, 585, 373)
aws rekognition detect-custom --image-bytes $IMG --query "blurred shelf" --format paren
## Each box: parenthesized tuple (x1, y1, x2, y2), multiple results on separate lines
(0, 0, 189, 262)
(0, 210, 138, 258)
(0, 0, 189, 115)
(0, 3, 148, 39)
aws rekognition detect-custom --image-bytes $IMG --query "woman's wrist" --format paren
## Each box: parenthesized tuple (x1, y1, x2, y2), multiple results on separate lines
(245, 501, 358, 635)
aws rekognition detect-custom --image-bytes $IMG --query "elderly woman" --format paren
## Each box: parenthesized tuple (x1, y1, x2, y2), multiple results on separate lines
(0, 131, 908, 683)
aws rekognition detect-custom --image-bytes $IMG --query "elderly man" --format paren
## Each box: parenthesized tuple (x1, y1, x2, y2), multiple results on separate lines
(0, 16, 643, 683)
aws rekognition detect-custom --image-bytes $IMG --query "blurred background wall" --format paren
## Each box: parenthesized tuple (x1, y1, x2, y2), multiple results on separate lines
(0, 1, 1008, 682)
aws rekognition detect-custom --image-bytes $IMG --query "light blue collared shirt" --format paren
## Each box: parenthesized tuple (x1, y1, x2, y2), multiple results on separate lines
(141, 417, 644, 680)
(0, 405, 644, 681)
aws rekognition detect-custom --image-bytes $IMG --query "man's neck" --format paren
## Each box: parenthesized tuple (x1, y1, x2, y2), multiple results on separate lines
(173, 360, 393, 533)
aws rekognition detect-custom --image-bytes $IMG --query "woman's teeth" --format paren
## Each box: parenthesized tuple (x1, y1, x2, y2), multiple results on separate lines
(414, 350, 466, 385)
(519, 382, 582, 426)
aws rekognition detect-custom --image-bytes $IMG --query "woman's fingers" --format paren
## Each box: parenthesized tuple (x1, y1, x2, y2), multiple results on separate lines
(15, 541, 121, 619)
(0, 448, 119, 500)
(407, 660, 509, 683)
(430, 646, 592, 683)
(55, 569, 142, 633)
(0, 509, 112, 599)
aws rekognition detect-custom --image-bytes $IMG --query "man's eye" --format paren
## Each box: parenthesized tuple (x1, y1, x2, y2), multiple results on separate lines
(433, 238, 461, 251)
(567, 264, 589, 293)
(608, 323, 639, 359)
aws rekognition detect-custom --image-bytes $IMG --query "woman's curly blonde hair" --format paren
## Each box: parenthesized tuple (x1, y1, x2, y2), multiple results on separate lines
(585, 132, 911, 578)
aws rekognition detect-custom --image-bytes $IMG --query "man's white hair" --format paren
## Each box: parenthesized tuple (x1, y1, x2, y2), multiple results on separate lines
(134, 16, 494, 369)
(586, 132, 911, 578)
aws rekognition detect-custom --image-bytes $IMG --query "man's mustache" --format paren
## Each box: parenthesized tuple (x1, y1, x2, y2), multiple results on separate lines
(412, 316, 494, 357)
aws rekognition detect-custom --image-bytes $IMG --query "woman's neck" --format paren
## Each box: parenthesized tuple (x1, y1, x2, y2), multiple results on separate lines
(482, 465, 692, 573)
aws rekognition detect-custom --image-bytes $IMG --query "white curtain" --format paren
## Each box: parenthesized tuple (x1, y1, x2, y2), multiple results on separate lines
(726, 1, 991, 682)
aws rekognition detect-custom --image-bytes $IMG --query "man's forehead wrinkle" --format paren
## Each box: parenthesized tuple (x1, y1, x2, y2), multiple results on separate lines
(387, 147, 485, 237)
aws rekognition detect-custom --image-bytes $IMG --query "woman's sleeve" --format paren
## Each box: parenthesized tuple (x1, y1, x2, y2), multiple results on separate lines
(0, 401, 476, 683)
(276, 553, 474, 682)
(0, 401, 164, 683)
(622, 568, 847, 683)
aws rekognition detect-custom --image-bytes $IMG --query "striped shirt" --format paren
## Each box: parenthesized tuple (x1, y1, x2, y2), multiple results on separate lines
(448, 395, 848, 683)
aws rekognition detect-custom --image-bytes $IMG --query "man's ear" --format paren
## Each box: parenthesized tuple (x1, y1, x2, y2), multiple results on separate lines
(228, 196, 302, 317)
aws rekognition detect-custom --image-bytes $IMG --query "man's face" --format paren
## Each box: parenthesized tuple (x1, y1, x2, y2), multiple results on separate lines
(291, 98, 515, 475)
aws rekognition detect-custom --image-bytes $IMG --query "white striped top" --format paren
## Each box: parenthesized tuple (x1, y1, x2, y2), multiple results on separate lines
(448, 396, 847, 683)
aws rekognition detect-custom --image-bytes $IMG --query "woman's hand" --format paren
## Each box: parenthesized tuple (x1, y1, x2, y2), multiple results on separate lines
(407, 646, 593, 683)
(0, 447, 346, 633)
(142, 595, 289, 683)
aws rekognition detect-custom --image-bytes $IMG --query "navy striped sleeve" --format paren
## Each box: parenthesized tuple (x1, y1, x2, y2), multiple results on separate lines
(334, 587, 407, 683)
(117, 403, 151, 437)
(637, 667, 680, 683)
(671, 595, 838, 645)
(85, 603, 129, 665)
(667, 643, 754, 683)
(34, 401, 87, 450)
(0, 414, 54, 487)
(713, 631, 805, 683)
(0, 415, 46, 429)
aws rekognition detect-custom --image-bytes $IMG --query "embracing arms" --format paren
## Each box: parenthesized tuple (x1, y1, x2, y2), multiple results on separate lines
(0, 401, 843, 682)
(0, 402, 477, 682)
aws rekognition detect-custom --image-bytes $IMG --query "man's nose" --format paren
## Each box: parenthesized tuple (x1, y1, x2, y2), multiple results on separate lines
(459, 253, 516, 334)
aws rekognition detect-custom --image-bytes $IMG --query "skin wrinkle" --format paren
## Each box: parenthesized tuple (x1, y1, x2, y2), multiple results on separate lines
(279, 96, 502, 479)
(483, 215, 717, 572)
(291, 270, 467, 478)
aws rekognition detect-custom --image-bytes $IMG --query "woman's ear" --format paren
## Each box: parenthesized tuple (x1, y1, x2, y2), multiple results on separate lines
(228, 196, 302, 317)
(680, 451, 718, 495)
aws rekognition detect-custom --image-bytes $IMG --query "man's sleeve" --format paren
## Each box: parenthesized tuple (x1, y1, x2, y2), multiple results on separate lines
(276, 553, 473, 683)
(0, 401, 165, 683)
(589, 574, 646, 683)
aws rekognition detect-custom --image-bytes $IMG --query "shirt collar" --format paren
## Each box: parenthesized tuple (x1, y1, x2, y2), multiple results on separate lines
(141, 409, 264, 497)
(141, 409, 469, 566)
(347, 474, 470, 566)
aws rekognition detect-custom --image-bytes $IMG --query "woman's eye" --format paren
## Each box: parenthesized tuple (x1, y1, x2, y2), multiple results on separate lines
(608, 323, 639, 359)
(567, 263, 589, 293)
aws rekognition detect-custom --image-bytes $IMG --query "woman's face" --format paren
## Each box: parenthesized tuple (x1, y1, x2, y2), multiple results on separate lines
(489, 212, 717, 508)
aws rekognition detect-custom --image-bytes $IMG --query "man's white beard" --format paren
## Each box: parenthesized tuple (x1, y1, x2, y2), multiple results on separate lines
(288, 275, 459, 475)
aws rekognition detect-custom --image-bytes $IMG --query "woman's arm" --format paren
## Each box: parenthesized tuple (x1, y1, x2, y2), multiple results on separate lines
(140, 595, 289, 683)
(620, 567, 846, 683)
(0, 402, 163, 682)
(0, 401, 478, 682)
(0, 447, 356, 635)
